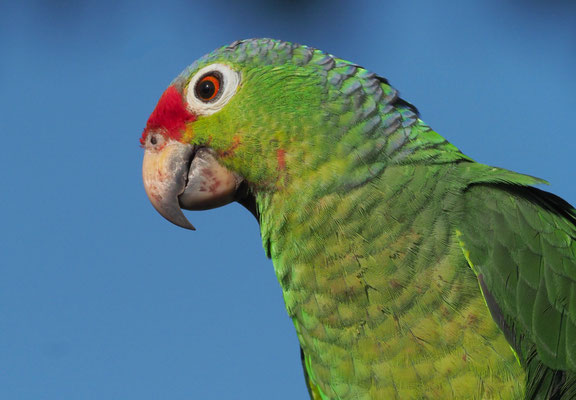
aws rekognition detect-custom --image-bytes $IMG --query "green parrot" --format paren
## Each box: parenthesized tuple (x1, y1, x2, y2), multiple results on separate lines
(140, 38, 576, 399)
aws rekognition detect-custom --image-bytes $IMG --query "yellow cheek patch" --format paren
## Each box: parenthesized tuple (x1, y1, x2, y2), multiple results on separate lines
(182, 126, 195, 143)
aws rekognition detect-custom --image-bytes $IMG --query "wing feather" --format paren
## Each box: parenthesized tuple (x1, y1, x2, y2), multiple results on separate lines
(457, 183, 576, 373)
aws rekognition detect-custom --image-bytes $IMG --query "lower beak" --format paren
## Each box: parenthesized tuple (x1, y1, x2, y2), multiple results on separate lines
(142, 140, 242, 230)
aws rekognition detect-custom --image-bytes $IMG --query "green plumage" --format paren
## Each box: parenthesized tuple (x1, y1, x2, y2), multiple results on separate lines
(171, 39, 576, 398)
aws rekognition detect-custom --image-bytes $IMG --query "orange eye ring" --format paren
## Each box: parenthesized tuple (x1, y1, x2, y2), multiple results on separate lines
(194, 74, 221, 102)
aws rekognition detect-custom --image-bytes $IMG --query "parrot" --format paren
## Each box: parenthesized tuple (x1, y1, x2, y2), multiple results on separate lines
(140, 38, 576, 399)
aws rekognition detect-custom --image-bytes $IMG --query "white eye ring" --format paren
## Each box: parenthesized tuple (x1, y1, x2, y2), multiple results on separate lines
(186, 63, 241, 116)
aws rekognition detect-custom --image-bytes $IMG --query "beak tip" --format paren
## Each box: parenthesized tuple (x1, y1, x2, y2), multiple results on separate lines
(180, 222, 197, 231)
(153, 204, 197, 231)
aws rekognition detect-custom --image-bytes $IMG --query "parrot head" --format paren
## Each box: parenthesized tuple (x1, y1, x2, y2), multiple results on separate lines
(141, 38, 424, 229)
(141, 39, 342, 229)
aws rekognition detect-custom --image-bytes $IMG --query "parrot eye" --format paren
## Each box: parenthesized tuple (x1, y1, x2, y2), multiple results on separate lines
(186, 63, 241, 116)
(195, 73, 221, 102)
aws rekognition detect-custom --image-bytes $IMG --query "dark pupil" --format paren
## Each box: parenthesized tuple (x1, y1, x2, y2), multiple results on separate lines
(197, 80, 215, 100)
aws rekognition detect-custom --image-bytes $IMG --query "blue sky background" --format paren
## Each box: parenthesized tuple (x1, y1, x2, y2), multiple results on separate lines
(1, 1, 576, 398)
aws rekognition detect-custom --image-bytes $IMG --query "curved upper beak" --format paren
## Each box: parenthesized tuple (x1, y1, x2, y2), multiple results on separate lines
(142, 140, 243, 230)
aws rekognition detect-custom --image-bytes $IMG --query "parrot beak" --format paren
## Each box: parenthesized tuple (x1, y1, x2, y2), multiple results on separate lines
(142, 139, 243, 230)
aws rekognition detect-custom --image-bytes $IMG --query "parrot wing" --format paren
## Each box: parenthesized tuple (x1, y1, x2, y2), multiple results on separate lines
(456, 167, 576, 397)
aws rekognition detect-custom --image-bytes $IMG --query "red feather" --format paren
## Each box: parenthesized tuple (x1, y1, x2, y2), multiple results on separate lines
(140, 86, 196, 145)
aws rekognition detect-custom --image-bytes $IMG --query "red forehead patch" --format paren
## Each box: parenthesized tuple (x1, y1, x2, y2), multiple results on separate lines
(140, 86, 196, 145)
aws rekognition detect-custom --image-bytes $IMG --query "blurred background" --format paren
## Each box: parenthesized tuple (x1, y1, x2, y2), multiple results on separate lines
(1, 1, 575, 398)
